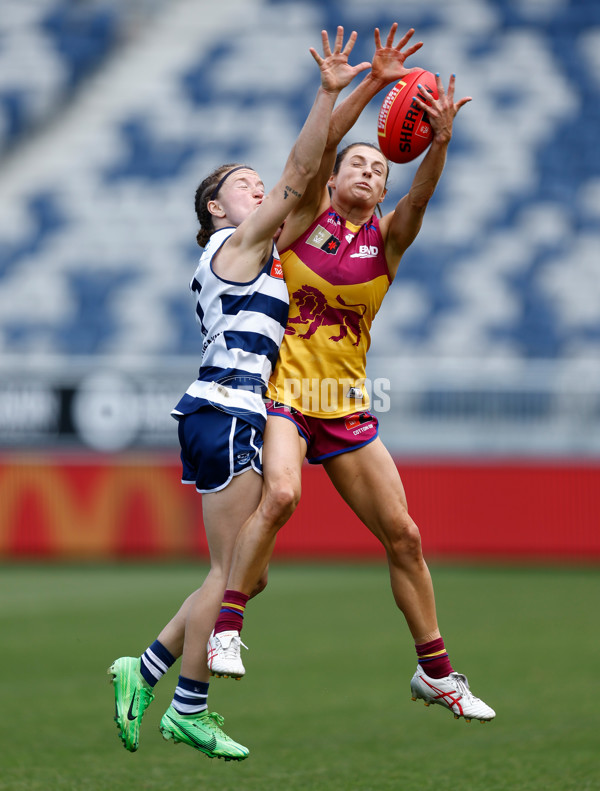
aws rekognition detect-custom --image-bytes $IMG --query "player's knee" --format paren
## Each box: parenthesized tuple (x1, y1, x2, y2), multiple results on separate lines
(385, 509, 424, 564)
(262, 480, 300, 525)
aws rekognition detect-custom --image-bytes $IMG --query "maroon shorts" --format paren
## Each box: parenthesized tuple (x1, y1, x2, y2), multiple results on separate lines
(266, 401, 379, 464)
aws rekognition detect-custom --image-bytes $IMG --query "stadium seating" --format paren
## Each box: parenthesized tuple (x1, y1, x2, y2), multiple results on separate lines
(0, 0, 599, 449)
(0, 1, 122, 153)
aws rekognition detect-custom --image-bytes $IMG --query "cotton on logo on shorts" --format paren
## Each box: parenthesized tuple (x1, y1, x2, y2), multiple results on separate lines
(352, 422, 374, 436)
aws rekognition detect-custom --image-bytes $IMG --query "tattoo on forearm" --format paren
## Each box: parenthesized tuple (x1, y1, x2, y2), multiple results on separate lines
(283, 185, 302, 200)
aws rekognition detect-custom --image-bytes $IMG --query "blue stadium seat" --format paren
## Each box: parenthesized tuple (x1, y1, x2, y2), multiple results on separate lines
(0, 0, 599, 367)
(0, 1, 122, 154)
(104, 118, 198, 182)
(42, 3, 119, 87)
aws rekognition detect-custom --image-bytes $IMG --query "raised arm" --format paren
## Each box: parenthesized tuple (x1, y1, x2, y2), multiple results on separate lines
(380, 73, 472, 279)
(217, 27, 370, 278)
(278, 24, 423, 248)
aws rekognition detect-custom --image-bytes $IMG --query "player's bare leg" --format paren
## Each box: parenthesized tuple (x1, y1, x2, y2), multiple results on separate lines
(226, 416, 306, 595)
(324, 438, 495, 722)
(323, 437, 439, 642)
(207, 416, 306, 678)
(156, 470, 264, 759)
(109, 470, 264, 752)
(178, 469, 263, 681)
(155, 470, 267, 666)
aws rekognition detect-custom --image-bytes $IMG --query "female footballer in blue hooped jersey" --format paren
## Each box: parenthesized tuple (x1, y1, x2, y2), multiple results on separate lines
(209, 24, 496, 725)
(108, 27, 371, 760)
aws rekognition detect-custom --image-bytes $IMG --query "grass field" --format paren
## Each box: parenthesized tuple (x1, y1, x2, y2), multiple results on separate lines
(1, 562, 598, 791)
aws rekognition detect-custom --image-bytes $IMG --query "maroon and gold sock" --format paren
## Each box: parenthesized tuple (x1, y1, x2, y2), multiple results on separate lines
(213, 589, 249, 635)
(415, 637, 454, 679)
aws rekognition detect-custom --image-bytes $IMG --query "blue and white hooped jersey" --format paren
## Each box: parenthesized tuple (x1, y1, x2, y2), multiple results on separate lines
(172, 227, 289, 429)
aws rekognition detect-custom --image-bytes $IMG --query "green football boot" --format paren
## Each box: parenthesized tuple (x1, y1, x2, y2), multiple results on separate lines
(107, 656, 155, 751)
(160, 705, 249, 761)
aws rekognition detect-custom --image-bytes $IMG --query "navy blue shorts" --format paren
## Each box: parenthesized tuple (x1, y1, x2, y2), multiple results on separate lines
(177, 405, 263, 493)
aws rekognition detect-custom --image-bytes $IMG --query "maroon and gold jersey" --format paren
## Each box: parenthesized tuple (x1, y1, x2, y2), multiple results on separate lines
(268, 207, 391, 418)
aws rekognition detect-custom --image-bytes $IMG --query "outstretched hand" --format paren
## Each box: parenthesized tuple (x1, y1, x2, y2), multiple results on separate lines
(310, 26, 371, 94)
(412, 73, 472, 145)
(370, 24, 424, 86)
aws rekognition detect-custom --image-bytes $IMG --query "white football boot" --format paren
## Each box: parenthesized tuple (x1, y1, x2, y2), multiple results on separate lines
(410, 665, 496, 722)
(207, 630, 247, 678)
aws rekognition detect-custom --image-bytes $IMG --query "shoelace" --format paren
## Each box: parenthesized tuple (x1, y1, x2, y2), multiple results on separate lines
(201, 711, 230, 735)
(202, 711, 243, 743)
(450, 673, 480, 703)
(221, 635, 248, 658)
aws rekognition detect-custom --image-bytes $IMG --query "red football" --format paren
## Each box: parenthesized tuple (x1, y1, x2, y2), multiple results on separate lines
(377, 69, 438, 163)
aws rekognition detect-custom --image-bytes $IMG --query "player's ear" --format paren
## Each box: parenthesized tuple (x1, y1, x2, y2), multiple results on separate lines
(207, 200, 225, 218)
(378, 187, 388, 203)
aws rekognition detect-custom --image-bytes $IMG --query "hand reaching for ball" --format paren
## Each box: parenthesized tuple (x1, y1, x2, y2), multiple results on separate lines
(412, 73, 472, 146)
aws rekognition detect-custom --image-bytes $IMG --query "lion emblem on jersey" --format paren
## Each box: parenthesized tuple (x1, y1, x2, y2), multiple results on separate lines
(286, 285, 367, 346)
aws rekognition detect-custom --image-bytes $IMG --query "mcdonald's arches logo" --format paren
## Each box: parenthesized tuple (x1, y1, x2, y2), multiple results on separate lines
(0, 455, 208, 558)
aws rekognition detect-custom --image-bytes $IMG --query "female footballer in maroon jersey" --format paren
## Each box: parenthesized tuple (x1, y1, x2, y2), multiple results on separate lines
(209, 24, 495, 725)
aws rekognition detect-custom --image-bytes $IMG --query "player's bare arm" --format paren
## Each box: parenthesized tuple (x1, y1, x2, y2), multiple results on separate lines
(220, 26, 369, 277)
(382, 73, 472, 278)
(278, 24, 423, 249)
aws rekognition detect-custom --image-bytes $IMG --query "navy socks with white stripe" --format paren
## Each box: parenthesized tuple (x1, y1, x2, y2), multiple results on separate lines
(140, 639, 176, 687)
(172, 676, 209, 715)
(139, 639, 209, 716)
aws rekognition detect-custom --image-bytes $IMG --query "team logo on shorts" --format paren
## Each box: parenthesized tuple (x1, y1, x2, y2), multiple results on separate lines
(236, 451, 251, 464)
(306, 225, 340, 255)
(344, 412, 373, 431)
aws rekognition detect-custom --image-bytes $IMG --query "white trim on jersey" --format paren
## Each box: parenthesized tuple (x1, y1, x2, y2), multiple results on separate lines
(172, 379, 265, 420)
